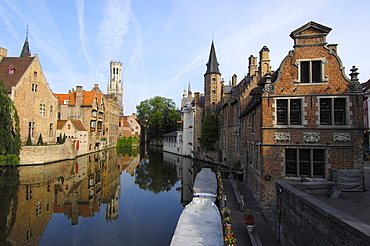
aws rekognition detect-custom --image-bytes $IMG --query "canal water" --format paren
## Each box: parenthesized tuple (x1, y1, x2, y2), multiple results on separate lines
(0, 147, 218, 246)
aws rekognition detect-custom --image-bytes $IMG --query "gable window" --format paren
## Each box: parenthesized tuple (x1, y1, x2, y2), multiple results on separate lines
(285, 148, 325, 178)
(29, 122, 35, 137)
(34, 71, 37, 78)
(277, 99, 301, 125)
(299, 60, 323, 83)
(39, 104, 46, 117)
(32, 83, 38, 92)
(320, 98, 346, 125)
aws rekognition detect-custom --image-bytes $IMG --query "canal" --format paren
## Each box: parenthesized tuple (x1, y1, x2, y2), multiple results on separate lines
(0, 147, 218, 246)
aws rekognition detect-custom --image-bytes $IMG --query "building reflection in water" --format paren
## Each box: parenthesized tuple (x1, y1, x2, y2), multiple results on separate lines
(2, 148, 140, 246)
(1, 147, 217, 245)
(162, 151, 218, 207)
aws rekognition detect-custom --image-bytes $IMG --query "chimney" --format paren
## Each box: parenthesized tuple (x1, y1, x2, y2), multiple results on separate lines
(232, 74, 237, 86)
(76, 86, 83, 106)
(248, 55, 258, 76)
(0, 48, 7, 61)
(194, 92, 200, 106)
(259, 46, 270, 77)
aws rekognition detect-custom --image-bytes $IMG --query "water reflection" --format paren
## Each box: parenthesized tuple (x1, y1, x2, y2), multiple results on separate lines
(0, 147, 218, 246)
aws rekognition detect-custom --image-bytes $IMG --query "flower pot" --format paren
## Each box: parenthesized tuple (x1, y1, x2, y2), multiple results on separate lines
(246, 225, 254, 232)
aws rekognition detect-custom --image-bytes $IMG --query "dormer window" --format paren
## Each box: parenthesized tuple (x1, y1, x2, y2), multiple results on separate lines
(92, 110, 97, 117)
(8, 65, 15, 75)
(63, 99, 69, 104)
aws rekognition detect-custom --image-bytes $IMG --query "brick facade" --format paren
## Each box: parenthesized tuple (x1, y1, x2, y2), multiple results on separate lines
(0, 51, 58, 145)
(205, 21, 364, 208)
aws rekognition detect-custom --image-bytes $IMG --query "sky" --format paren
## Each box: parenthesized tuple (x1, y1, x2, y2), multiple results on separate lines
(1, 0, 370, 115)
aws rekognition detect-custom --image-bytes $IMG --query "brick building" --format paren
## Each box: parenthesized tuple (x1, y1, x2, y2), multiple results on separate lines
(0, 39, 58, 145)
(238, 21, 364, 208)
(192, 21, 364, 209)
(55, 84, 107, 152)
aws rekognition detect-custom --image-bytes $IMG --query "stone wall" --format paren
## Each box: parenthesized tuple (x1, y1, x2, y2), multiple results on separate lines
(19, 140, 75, 165)
(276, 181, 370, 246)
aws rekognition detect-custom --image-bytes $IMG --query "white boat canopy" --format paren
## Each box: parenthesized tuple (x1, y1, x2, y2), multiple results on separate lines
(193, 168, 218, 201)
(170, 197, 223, 246)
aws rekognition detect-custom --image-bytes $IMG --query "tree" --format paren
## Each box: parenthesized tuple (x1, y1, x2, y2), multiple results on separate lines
(37, 134, 43, 145)
(26, 133, 32, 146)
(136, 96, 181, 141)
(0, 80, 20, 166)
(200, 112, 219, 150)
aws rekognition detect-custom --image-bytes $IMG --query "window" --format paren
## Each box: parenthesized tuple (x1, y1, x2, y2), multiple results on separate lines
(212, 77, 216, 82)
(34, 71, 37, 78)
(300, 60, 323, 83)
(50, 106, 53, 117)
(285, 149, 325, 178)
(277, 99, 301, 125)
(29, 122, 35, 137)
(97, 121, 102, 132)
(32, 83, 38, 92)
(99, 112, 103, 119)
(36, 201, 41, 216)
(63, 99, 69, 104)
(39, 104, 46, 117)
(92, 110, 97, 117)
(212, 102, 215, 107)
(212, 89, 216, 94)
(68, 124, 71, 129)
(320, 98, 346, 125)
(49, 124, 53, 137)
(90, 120, 96, 131)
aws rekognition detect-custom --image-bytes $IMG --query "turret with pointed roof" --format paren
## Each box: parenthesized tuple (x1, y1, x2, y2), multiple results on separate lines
(204, 41, 222, 112)
(205, 41, 220, 75)
(20, 28, 31, 57)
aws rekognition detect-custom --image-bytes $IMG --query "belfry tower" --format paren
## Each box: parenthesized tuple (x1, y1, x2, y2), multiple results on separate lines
(204, 41, 222, 113)
(107, 61, 123, 112)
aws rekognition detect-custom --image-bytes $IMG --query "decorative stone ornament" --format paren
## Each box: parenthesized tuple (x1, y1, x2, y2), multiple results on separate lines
(349, 66, 361, 91)
(333, 133, 350, 142)
(274, 132, 290, 141)
(303, 132, 320, 142)
(263, 73, 274, 94)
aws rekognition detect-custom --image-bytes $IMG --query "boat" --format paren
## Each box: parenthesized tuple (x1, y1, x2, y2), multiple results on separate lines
(170, 168, 223, 246)
(170, 197, 223, 246)
(193, 168, 218, 202)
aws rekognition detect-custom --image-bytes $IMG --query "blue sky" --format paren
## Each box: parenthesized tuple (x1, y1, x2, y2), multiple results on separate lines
(1, 0, 370, 114)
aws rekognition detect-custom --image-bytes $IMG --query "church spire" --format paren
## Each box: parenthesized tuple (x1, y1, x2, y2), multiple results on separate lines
(20, 26, 31, 57)
(205, 41, 220, 75)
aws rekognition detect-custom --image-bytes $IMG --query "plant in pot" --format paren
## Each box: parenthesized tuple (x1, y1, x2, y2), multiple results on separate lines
(244, 212, 256, 232)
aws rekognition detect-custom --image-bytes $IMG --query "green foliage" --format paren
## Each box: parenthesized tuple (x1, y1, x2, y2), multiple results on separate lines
(136, 96, 181, 140)
(0, 155, 20, 166)
(200, 112, 220, 150)
(62, 133, 66, 143)
(134, 151, 178, 194)
(116, 136, 139, 156)
(26, 133, 32, 146)
(37, 134, 43, 145)
(116, 135, 139, 148)
(0, 168, 19, 245)
(0, 80, 20, 166)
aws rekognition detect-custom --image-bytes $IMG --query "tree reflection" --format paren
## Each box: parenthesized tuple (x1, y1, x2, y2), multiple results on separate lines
(0, 168, 19, 245)
(116, 146, 139, 157)
(134, 151, 178, 194)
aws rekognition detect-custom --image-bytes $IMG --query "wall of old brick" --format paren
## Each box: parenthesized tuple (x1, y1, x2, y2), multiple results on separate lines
(276, 181, 370, 246)
(19, 140, 75, 165)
